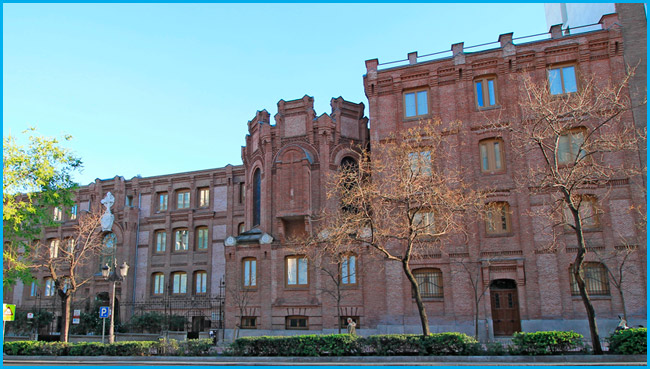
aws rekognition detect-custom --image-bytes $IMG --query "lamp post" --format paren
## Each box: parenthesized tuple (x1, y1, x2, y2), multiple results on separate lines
(101, 261, 129, 344)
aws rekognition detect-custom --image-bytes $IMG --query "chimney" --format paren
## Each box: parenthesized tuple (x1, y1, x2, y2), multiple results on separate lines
(452, 42, 465, 65)
(549, 24, 563, 39)
(498, 33, 513, 48)
(408, 51, 418, 65)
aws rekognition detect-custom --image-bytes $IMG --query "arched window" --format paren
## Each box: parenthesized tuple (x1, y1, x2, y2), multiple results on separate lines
(253, 169, 261, 226)
(413, 268, 443, 298)
(340, 254, 357, 285)
(99, 233, 116, 272)
(238, 222, 245, 235)
(242, 257, 257, 288)
(340, 157, 359, 213)
(171, 271, 187, 294)
(194, 270, 207, 294)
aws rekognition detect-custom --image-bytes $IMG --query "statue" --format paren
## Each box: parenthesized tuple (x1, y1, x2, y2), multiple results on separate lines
(100, 192, 115, 231)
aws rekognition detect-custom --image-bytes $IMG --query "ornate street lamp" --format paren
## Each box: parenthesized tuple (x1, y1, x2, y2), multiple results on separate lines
(102, 261, 129, 344)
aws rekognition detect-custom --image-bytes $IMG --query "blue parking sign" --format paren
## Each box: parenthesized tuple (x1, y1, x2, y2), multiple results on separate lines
(99, 306, 110, 318)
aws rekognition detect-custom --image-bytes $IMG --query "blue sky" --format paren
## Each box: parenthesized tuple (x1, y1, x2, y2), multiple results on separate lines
(3, 3, 550, 185)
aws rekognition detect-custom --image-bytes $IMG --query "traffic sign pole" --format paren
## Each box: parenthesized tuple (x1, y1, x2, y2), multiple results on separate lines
(102, 317, 106, 344)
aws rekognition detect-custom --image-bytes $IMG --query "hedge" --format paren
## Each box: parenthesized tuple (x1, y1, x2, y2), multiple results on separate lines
(608, 328, 647, 355)
(510, 331, 585, 355)
(228, 333, 478, 356)
(3, 339, 215, 357)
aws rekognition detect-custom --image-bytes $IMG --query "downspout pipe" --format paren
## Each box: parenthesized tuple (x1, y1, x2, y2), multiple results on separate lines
(131, 192, 142, 316)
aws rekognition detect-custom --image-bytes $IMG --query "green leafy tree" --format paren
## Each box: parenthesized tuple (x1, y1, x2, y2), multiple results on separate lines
(3, 128, 82, 287)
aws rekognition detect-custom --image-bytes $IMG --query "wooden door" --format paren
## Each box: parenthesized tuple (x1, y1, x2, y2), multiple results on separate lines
(490, 284, 521, 336)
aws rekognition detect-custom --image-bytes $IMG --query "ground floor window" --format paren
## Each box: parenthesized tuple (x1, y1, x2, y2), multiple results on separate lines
(285, 315, 308, 330)
(339, 316, 360, 329)
(240, 316, 257, 329)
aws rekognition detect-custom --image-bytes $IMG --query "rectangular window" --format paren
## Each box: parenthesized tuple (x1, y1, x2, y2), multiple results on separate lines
(175, 229, 188, 251)
(53, 207, 63, 221)
(49, 240, 60, 258)
(125, 195, 134, 207)
(198, 188, 210, 208)
(479, 138, 505, 173)
(413, 269, 443, 298)
(243, 258, 257, 288)
(404, 90, 428, 117)
(158, 193, 168, 212)
(558, 129, 585, 165)
(548, 65, 578, 95)
(70, 205, 77, 220)
(196, 227, 208, 250)
(241, 316, 257, 329)
(172, 272, 187, 294)
(341, 255, 357, 285)
(285, 316, 308, 330)
(486, 202, 511, 234)
(239, 183, 245, 204)
(44, 278, 55, 297)
(408, 151, 432, 177)
(286, 256, 308, 286)
(30, 281, 37, 297)
(570, 263, 610, 296)
(195, 271, 207, 294)
(66, 238, 75, 254)
(177, 191, 190, 209)
(475, 77, 497, 108)
(153, 273, 165, 295)
(564, 196, 599, 230)
(155, 231, 166, 252)
(412, 211, 435, 236)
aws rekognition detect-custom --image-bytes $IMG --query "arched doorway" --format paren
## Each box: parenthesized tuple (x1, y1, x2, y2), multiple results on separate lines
(490, 279, 521, 336)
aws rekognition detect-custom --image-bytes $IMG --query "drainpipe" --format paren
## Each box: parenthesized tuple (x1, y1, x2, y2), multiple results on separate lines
(131, 192, 142, 316)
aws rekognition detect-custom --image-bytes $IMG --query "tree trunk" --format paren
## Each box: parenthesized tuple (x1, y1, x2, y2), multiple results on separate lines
(402, 260, 430, 336)
(474, 299, 480, 339)
(618, 287, 628, 323)
(337, 285, 342, 335)
(58, 292, 71, 342)
(566, 194, 603, 354)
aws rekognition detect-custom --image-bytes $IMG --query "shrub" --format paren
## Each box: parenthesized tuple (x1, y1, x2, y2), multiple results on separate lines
(4, 341, 43, 355)
(421, 333, 479, 355)
(230, 334, 361, 356)
(104, 341, 157, 356)
(68, 342, 107, 356)
(361, 335, 421, 356)
(482, 341, 507, 356)
(608, 328, 647, 355)
(510, 331, 584, 355)
(178, 339, 214, 356)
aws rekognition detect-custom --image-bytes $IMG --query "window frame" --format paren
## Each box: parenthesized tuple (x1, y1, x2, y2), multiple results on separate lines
(285, 255, 309, 287)
(412, 268, 444, 299)
(30, 281, 38, 297)
(171, 271, 188, 295)
(174, 228, 189, 252)
(403, 88, 429, 118)
(285, 315, 308, 330)
(157, 192, 169, 212)
(548, 64, 578, 95)
(242, 257, 257, 289)
(44, 277, 55, 297)
(479, 137, 506, 174)
(570, 262, 610, 296)
(152, 272, 165, 295)
(474, 75, 498, 109)
(194, 270, 208, 295)
(240, 316, 257, 329)
(154, 230, 167, 253)
(557, 128, 586, 165)
(70, 205, 77, 220)
(49, 239, 60, 259)
(340, 254, 357, 286)
(176, 190, 190, 209)
(53, 207, 63, 222)
(412, 210, 436, 237)
(196, 226, 209, 251)
(485, 201, 511, 235)
(564, 195, 600, 230)
(198, 187, 210, 208)
(408, 151, 432, 177)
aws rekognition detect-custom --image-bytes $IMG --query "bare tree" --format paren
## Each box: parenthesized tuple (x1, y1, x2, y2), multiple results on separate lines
(32, 211, 104, 342)
(315, 120, 489, 336)
(593, 245, 638, 322)
(502, 70, 643, 354)
(451, 258, 492, 339)
(227, 282, 253, 340)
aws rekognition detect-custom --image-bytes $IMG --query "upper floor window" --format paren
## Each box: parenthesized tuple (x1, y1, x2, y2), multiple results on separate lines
(198, 187, 210, 208)
(564, 195, 599, 230)
(341, 254, 357, 285)
(412, 210, 436, 236)
(155, 230, 166, 253)
(70, 205, 77, 220)
(99, 233, 116, 272)
(152, 273, 165, 295)
(253, 169, 261, 226)
(62, 278, 71, 294)
(570, 262, 609, 296)
(286, 255, 308, 286)
(44, 277, 56, 297)
(172, 272, 187, 294)
(242, 257, 257, 288)
(125, 195, 134, 207)
(49, 239, 60, 258)
(196, 227, 209, 250)
(408, 151, 432, 177)
(548, 65, 577, 95)
(238, 222, 245, 235)
(238, 183, 245, 204)
(53, 207, 63, 222)
(413, 268, 443, 298)
(404, 89, 428, 117)
(485, 202, 511, 235)
(158, 193, 168, 212)
(65, 238, 75, 255)
(174, 229, 189, 251)
(475, 76, 497, 108)
(557, 128, 586, 165)
(30, 281, 37, 297)
(194, 270, 207, 294)
(479, 138, 505, 173)
(177, 190, 190, 209)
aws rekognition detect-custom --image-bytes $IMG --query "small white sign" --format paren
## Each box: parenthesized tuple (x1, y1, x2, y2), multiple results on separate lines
(72, 318, 80, 325)
(27, 312, 34, 319)
(73, 309, 81, 317)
